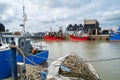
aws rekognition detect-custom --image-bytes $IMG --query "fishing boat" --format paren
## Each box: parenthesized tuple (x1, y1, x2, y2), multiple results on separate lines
(0, 34, 49, 79)
(69, 35, 88, 41)
(109, 27, 120, 41)
(69, 35, 89, 41)
(69, 31, 89, 42)
(44, 27, 65, 41)
(44, 34, 65, 41)
(0, 3, 49, 65)
(0, 33, 49, 65)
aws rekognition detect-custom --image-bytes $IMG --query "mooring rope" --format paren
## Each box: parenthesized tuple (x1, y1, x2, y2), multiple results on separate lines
(84, 57, 120, 62)
(32, 54, 120, 63)
(9, 44, 39, 65)
(9, 44, 120, 64)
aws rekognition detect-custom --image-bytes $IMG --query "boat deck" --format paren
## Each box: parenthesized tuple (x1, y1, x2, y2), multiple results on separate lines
(4, 63, 48, 80)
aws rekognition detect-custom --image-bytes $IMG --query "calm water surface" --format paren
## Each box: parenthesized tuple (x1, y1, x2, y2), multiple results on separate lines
(36, 40, 120, 80)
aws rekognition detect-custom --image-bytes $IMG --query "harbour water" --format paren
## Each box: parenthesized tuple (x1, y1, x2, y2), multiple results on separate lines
(34, 40, 120, 80)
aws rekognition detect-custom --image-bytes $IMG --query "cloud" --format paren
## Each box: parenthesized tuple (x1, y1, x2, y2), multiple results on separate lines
(47, 0, 91, 9)
(102, 10, 120, 21)
(0, 0, 120, 32)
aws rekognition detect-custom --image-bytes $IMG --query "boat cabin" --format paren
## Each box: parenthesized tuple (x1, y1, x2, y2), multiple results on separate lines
(0, 33, 33, 55)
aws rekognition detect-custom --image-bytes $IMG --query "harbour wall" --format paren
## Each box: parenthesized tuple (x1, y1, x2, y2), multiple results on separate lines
(89, 35, 109, 40)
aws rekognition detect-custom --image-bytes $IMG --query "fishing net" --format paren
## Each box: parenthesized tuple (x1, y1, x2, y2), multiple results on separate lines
(47, 53, 101, 80)
(59, 53, 101, 80)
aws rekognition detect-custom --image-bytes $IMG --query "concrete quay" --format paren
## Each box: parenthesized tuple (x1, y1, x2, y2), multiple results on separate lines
(89, 35, 109, 40)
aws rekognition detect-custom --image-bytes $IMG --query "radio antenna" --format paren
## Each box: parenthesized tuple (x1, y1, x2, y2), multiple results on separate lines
(22, 0, 27, 33)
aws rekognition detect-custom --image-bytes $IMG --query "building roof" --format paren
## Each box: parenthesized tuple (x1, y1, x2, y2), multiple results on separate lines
(66, 24, 84, 31)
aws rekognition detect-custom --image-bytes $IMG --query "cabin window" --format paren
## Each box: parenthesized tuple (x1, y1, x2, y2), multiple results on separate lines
(2, 37, 6, 44)
(20, 39, 25, 48)
(6, 37, 9, 43)
(9, 38, 13, 43)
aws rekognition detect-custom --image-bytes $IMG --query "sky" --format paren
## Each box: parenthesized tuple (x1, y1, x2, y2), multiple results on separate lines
(0, 0, 120, 33)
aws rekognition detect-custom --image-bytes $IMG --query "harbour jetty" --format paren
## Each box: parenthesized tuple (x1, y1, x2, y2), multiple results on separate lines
(89, 35, 109, 40)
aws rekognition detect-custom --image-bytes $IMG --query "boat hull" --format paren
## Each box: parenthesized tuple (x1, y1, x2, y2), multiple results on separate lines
(109, 35, 120, 42)
(0, 49, 11, 79)
(16, 50, 49, 65)
(0, 48, 48, 79)
(44, 36, 65, 41)
(69, 35, 88, 41)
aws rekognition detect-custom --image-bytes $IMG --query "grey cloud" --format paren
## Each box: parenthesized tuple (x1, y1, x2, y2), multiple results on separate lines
(106, 16, 120, 22)
(48, 0, 91, 9)
(1, 0, 120, 32)
(101, 10, 120, 21)
(0, 3, 10, 14)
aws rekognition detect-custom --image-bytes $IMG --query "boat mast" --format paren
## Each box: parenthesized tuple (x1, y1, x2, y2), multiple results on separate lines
(22, 0, 27, 33)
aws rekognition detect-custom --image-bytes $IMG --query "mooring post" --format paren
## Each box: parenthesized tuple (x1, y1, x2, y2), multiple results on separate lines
(10, 48, 18, 80)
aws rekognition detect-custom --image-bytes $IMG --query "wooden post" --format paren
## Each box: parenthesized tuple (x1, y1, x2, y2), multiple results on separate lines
(10, 48, 18, 80)
(96, 28, 98, 35)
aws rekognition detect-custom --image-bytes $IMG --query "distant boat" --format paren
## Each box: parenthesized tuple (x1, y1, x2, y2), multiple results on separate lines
(69, 31, 90, 41)
(44, 35, 65, 41)
(109, 27, 120, 41)
(69, 35, 88, 41)
(44, 27, 65, 41)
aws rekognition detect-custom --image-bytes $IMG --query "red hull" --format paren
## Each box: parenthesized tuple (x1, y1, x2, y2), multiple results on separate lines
(69, 35, 88, 41)
(43, 36, 65, 41)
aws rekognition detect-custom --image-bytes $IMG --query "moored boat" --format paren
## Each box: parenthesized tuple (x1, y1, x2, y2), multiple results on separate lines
(0, 34, 49, 65)
(109, 27, 120, 41)
(44, 35, 65, 41)
(69, 34, 89, 41)
(0, 34, 49, 79)
(44, 27, 65, 41)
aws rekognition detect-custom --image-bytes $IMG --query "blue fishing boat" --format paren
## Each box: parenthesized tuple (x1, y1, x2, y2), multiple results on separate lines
(0, 34, 49, 64)
(109, 27, 120, 41)
(0, 34, 49, 79)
